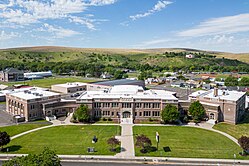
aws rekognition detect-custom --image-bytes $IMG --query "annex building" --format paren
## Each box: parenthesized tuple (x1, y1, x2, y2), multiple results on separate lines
(76, 85, 177, 123)
(189, 88, 246, 124)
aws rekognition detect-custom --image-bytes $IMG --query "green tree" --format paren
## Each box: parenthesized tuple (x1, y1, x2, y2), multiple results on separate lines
(3, 147, 60, 166)
(113, 70, 124, 79)
(161, 104, 179, 123)
(74, 104, 90, 123)
(225, 76, 238, 86)
(189, 101, 206, 121)
(138, 71, 152, 80)
(239, 77, 249, 86)
(0, 131, 10, 151)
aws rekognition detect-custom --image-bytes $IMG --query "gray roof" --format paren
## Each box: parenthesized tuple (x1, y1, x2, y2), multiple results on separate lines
(4, 68, 23, 73)
(92, 79, 144, 86)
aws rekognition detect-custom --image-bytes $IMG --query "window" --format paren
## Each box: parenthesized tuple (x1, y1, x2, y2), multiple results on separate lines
(112, 103, 119, 107)
(103, 111, 110, 116)
(103, 103, 110, 108)
(135, 112, 137, 116)
(111, 112, 114, 116)
(152, 103, 160, 108)
(143, 103, 151, 108)
(152, 111, 160, 117)
(139, 112, 142, 116)
(94, 103, 101, 108)
(135, 103, 142, 108)
(122, 103, 131, 108)
(143, 111, 151, 117)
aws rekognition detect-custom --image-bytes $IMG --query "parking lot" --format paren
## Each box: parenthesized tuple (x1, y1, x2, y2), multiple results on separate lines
(0, 103, 13, 126)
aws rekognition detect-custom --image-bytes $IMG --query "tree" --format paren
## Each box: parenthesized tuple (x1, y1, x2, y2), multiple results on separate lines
(0, 131, 10, 151)
(239, 77, 249, 86)
(74, 104, 90, 123)
(3, 147, 60, 166)
(161, 104, 179, 123)
(189, 101, 206, 121)
(113, 70, 124, 79)
(138, 71, 152, 80)
(107, 137, 120, 152)
(225, 76, 238, 86)
(135, 134, 152, 153)
(238, 136, 249, 154)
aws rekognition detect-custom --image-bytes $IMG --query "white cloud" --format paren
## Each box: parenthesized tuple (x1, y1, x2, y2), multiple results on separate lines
(178, 13, 249, 37)
(87, 0, 117, 6)
(39, 23, 80, 38)
(69, 16, 95, 30)
(0, 30, 19, 41)
(130, 1, 172, 21)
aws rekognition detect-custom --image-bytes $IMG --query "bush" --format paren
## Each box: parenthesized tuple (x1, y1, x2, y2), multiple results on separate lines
(107, 118, 112, 121)
(102, 118, 107, 121)
(149, 118, 153, 122)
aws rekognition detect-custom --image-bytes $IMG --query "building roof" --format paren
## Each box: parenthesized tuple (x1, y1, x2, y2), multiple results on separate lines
(52, 82, 88, 88)
(189, 89, 246, 101)
(8, 87, 60, 100)
(3, 68, 23, 73)
(92, 79, 144, 87)
(78, 85, 178, 100)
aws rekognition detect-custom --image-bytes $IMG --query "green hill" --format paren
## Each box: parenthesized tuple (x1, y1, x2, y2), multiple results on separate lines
(0, 46, 248, 75)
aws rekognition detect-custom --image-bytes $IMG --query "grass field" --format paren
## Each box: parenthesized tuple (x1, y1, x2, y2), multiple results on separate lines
(133, 126, 243, 159)
(3, 77, 100, 88)
(0, 123, 51, 137)
(5, 125, 121, 155)
(213, 123, 249, 140)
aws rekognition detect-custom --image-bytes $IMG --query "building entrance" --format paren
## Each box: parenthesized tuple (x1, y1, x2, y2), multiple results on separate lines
(122, 111, 131, 118)
(121, 111, 133, 124)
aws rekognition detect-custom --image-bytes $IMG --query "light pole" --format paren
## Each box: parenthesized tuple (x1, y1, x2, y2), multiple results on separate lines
(156, 132, 159, 151)
(117, 112, 120, 135)
(233, 153, 236, 166)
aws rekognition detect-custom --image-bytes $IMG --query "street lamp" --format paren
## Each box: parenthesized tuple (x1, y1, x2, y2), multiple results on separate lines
(156, 132, 159, 151)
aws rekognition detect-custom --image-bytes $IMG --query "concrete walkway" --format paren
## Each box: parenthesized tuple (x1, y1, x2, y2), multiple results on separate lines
(115, 124, 135, 158)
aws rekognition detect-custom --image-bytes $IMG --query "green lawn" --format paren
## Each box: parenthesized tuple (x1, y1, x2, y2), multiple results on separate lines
(213, 122, 249, 139)
(3, 77, 100, 88)
(0, 123, 51, 137)
(133, 126, 244, 159)
(5, 125, 121, 155)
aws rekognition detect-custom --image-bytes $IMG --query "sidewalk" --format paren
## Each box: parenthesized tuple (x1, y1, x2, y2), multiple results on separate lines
(115, 124, 135, 158)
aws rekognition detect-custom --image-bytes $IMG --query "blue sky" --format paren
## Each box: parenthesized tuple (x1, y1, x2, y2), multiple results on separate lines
(1, 0, 249, 53)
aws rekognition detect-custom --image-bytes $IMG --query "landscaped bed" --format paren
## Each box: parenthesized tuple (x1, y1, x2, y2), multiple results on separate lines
(4, 125, 121, 155)
(133, 126, 245, 159)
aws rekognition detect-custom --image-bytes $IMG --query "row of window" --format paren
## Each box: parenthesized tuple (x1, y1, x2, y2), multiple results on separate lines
(94, 110, 160, 117)
(8, 100, 24, 109)
(93, 102, 161, 109)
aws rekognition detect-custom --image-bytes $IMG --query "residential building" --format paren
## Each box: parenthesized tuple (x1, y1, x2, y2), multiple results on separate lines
(76, 85, 178, 123)
(51, 82, 88, 94)
(0, 68, 24, 82)
(186, 54, 195, 59)
(189, 88, 246, 124)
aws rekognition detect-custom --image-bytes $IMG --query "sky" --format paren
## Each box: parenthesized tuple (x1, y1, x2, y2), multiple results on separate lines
(1, 0, 249, 53)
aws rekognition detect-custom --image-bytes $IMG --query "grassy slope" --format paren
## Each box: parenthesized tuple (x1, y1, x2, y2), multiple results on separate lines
(133, 126, 243, 159)
(0, 47, 248, 66)
(2, 77, 100, 88)
(213, 123, 249, 140)
(5, 125, 121, 155)
(0, 123, 51, 137)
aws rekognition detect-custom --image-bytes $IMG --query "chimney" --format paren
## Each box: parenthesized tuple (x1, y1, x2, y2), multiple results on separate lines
(214, 87, 218, 97)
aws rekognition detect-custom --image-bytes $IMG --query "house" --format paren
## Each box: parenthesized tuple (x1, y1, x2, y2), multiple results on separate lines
(186, 54, 195, 59)
(171, 81, 186, 88)
(0, 68, 24, 82)
(100, 72, 113, 79)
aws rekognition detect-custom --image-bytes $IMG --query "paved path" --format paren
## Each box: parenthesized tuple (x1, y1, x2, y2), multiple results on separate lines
(115, 124, 135, 158)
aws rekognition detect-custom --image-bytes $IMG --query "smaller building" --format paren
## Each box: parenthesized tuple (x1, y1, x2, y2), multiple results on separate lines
(6, 88, 62, 121)
(186, 54, 195, 59)
(189, 88, 246, 124)
(24, 71, 52, 80)
(0, 68, 24, 82)
(51, 82, 87, 94)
